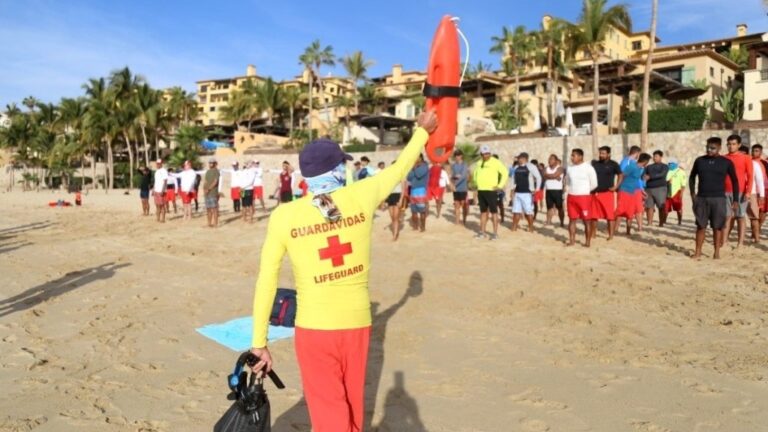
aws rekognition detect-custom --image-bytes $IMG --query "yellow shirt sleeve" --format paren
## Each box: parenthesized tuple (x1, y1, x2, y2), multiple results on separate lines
(495, 159, 509, 189)
(347, 128, 429, 211)
(251, 208, 287, 348)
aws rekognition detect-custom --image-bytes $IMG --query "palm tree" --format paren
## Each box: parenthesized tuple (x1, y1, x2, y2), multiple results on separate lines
(298, 54, 316, 140)
(5, 103, 22, 119)
(109, 67, 145, 186)
(466, 61, 493, 79)
(282, 86, 305, 138)
(135, 84, 161, 167)
(491, 25, 536, 125)
(566, 0, 632, 155)
(221, 78, 263, 131)
(532, 19, 569, 126)
(256, 78, 283, 126)
(22, 96, 39, 113)
(341, 51, 374, 112)
(165, 86, 198, 127)
(83, 77, 120, 191)
(358, 84, 384, 114)
(301, 40, 336, 127)
(58, 97, 89, 187)
(335, 94, 354, 127)
(640, 0, 658, 150)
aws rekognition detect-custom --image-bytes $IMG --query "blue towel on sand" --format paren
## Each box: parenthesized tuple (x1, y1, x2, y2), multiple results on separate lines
(196, 316, 294, 351)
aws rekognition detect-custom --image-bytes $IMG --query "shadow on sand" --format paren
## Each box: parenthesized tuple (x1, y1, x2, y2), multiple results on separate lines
(271, 271, 427, 431)
(0, 262, 131, 318)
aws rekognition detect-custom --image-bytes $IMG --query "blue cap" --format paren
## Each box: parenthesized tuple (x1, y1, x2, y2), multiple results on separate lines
(299, 139, 353, 177)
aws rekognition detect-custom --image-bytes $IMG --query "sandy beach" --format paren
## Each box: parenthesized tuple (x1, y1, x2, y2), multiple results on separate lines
(1, 189, 768, 432)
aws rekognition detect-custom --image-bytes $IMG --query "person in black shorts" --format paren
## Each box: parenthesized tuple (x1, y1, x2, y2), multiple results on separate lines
(451, 150, 470, 226)
(138, 166, 152, 216)
(689, 137, 740, 259)
(386, 160, 406, 240)
(543, 155, 565, 227)
(473, 146, 509, 240)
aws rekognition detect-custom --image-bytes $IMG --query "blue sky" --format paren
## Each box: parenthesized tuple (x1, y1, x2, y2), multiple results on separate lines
(1, 0, 765, 107)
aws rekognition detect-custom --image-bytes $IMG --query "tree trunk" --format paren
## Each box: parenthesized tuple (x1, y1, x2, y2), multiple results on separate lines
(641, 0, 659, 151)
(592, 57, 600, 158)
(81, 154, 86, 189)
(289, 107, 295, 138)
(308, 71, 314, 141)
(515, 71, 521, 129)
(106, 138, 114, 192)
(547, 42, 554, 127)
(124, 132, 134, 188)
(354, 86, 359, 113)
(91, 148, 96, 192)
(141, 124, 150, 169)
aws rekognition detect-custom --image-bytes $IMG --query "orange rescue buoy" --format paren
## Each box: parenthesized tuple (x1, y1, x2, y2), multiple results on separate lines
(424, 16, 461, 164)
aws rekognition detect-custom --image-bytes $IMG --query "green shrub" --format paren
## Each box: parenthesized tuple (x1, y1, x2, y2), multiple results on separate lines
(625, 106, 706, 133)
(344, 141, 377, 153)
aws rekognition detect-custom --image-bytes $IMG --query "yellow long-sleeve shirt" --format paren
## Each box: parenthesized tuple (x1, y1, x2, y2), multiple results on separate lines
(251, 128, 429, 347)
(473, 157, 509, 191)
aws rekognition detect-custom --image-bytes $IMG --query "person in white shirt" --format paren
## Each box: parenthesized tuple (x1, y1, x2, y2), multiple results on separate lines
(748, 149, 765, 243)
(543, 155, 565, 227)
(509, 152, 542, 233)
(171, 160, 205, 221)
(238, 161, 260, 223)
(165, 168, 179, 214)
(251, 161, 266, 212)
(222, 162, 242, 213)
(565, 148, 598, 247)
(152, 159, 169, 223)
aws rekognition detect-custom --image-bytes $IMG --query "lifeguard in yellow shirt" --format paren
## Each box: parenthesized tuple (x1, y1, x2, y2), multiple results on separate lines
(249, 111, 437, 432)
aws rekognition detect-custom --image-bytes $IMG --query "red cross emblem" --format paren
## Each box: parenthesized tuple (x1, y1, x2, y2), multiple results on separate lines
(318, 235, 353, 267)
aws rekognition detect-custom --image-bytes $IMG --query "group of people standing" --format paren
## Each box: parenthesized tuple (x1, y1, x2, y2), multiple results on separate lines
(378, 133, 767, 258)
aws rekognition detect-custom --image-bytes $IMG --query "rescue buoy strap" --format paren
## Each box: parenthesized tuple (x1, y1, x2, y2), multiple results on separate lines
(422, 83, 461, 98)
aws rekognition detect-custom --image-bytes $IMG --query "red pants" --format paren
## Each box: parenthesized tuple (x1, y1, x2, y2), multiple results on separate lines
(295, 326, 371, 432)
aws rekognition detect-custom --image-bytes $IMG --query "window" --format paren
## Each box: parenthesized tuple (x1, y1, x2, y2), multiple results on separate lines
(632, 41, 642, 50)
(209, 106, 216, 112)
(200, 85, 208, 93)
(199, 96, 207, 104)
(658, 67, 683, 83)
(681, 67, 696, 86)
(209, 119, 215, 125)
(710, 67, 715, 77)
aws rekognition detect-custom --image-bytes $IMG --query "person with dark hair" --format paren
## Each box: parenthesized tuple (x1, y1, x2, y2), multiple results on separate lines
(620, 145, 644, 233)
(617, 153, 651, 235)
(565, 148, 598, 246)
(203, 159, 221, 228)
(385, 160, 406, 240)
(509, 152, 542, 232)
(473, 145, 508, 240)
(407, 154, 430, 232)
(690, 137, 739, 259)
(591, 146, 623, 240)
(228, 162, 242, 213)
(723, 134, 753, 247)
(426, 161, 447, 218)
(752, 144, 768, 232)
(248, 111, 437, 432)
(746, 145, 766, 243)
(450, 150, 470, 226)
(665, 158, 687, 225)
(278, 161, 295, 204)
(151, 159, 168, 223)
(357, 156, 373, 180)
(138, 166, 152, 216)
(643, 150, 670, 227)
(543, 154, 565, 227)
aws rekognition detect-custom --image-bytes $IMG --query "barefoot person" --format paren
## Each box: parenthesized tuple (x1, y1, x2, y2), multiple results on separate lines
(690, 137, 739, 259)
(643, 150, 669, 227)
(509, 152, 541, 233)
(203, 159, 221, 228)
(543, 155, 565, 227)
(151, 159, 168, 223)
(407, 154, 430, 232)
(565, 148, 597, 247)
(450, 150, 470, 226)
(473, 145, 508, 240)
(138, 166, 151, 216)
(665, 158, 687, 225)
(747, 146, 765, 243)
(386, 161, 406, 240)
(723, 135, 753, 248)
(590, 146, 623, 240)
(174, 160, 202, 221)
(248, 111, 437, 432)
(617, 153, 650, 236)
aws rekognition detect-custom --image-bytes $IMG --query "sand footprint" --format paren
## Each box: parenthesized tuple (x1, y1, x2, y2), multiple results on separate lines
(629, 419, 672, 432)
(520, 417, 551, 431)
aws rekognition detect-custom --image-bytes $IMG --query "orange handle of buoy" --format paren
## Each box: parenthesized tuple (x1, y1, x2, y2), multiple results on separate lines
(424, 15, 461, 164)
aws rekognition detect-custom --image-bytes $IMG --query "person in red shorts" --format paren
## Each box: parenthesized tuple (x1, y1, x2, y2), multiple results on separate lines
(426, 161, 447, 218)
(665, 158, 687, 225)
(565, 148, 598, 247)
(616, 153, 651, 235)
(590, 146, 623, 240)
(164, 168, 177, 214)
